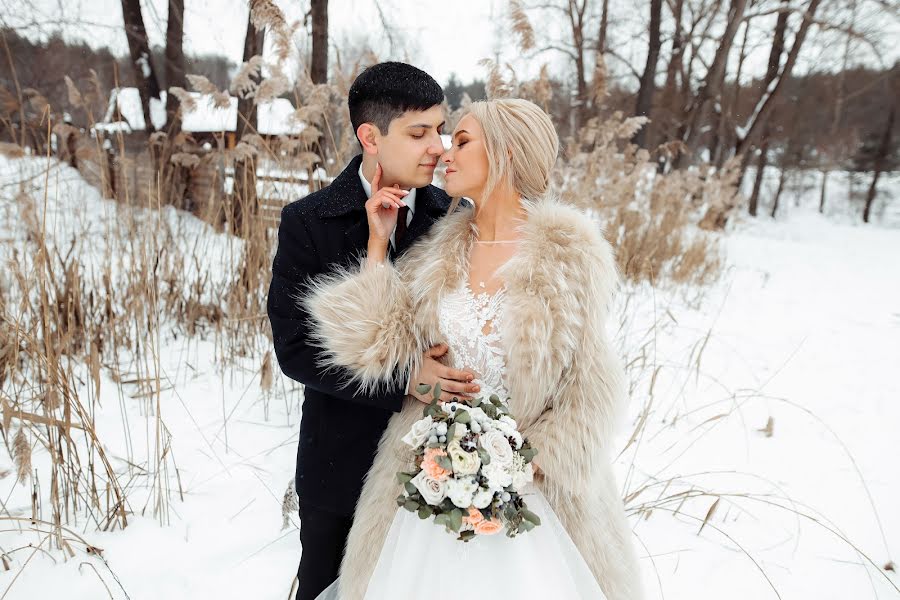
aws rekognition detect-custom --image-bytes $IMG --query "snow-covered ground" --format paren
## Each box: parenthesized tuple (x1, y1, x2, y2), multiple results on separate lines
(0, 156, 897, 599)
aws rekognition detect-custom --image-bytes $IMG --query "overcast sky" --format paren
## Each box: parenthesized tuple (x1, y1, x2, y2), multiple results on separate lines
(3, 0, 897, 90)
(3, 0, 511, 86)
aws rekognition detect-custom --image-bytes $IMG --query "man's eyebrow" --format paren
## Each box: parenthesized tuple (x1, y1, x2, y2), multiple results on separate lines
(407, 121, 446, 130)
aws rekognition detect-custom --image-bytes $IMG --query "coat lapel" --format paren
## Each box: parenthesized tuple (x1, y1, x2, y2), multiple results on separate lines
(396, 185, 450, 257)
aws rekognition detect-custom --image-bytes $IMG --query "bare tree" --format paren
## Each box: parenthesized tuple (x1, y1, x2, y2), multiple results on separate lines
(734, 0, 823, 157)
(678, 0, 749, 162)
(164, 0, 186, 132)
(633, 0, 662, 148)
(310, 0, 328, 84)
(862, 101, 896, 223)
(120, 0, 162, 135)
(819, 0, 856, 214)
(747, 0, 790, 216)
(656, 0, 685, 150)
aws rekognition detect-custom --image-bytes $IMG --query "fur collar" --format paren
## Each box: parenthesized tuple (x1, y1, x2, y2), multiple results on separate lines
(400, 197, 619, 427)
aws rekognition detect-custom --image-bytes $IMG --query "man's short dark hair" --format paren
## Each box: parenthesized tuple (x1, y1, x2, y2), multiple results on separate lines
(348, 62, 444, 141)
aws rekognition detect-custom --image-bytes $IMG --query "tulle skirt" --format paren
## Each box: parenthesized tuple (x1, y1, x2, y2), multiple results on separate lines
(315, 484, 607, 599)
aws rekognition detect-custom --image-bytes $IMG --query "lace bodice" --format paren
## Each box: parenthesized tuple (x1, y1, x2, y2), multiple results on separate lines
(437, 282, 510, 403)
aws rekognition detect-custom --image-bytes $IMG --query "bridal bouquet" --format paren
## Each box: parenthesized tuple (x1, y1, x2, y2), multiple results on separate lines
(395, 383, 542, 542)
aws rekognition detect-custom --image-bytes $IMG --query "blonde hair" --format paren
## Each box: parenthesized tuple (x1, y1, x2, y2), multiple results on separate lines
(451, 98, 559, 212)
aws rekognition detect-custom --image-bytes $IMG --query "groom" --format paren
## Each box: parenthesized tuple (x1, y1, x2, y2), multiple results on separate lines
(267, 62, 479, 600)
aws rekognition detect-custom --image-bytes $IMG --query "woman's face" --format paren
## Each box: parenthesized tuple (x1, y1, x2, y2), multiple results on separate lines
(441, 114, 490, 201)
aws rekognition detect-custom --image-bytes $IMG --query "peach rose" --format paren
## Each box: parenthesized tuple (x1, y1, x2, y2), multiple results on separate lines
(474, 517, 503, 536)
(422, 447, 450, 481)
(462, 506, 485, 528)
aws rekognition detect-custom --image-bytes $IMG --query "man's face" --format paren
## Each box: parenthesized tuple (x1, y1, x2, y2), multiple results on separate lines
(373, 105, 445, 189)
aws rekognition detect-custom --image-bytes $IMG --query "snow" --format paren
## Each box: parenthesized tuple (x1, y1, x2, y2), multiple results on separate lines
(0, 155, 898, 599)
(96, 87, 305, 135)
(180, 93, 238, 133)
(257, 98, 305, 136)
(99, 87, 167, 132)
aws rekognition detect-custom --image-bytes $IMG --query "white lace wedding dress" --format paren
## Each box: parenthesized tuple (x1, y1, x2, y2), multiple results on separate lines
(316, 270, 608, 599)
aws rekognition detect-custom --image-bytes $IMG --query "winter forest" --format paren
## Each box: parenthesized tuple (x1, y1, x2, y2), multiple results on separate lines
(0, 0, 897, 598)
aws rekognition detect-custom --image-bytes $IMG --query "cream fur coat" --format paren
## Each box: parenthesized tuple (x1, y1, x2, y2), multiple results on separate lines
(304, 198, 643, 600)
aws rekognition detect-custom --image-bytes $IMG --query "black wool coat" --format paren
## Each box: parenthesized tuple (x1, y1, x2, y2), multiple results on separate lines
(266, 154, 452, 516)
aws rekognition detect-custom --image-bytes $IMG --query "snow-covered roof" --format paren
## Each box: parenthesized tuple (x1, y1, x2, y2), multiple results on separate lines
(180, 94, 238, 133)
(97, 87, 303, 136)
(100, 87, 167, 133)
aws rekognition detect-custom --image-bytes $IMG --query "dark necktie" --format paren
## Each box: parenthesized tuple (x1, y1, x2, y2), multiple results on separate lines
(395, 206, 409, 245)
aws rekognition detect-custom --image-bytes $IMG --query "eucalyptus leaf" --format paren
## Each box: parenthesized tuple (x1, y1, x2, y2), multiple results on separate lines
(477, 447, 491, 466)
(436, 455, 453, 470)
(417, 505, 432, 520)
(521, 509, 542, 526)
(416, 383, 432, 395)
(434, 514, 450, 528)
(453, 410, 471, 424)
(404, 481, 418, 495)
(397, 472, 414, 484)
(489, 394, 501, 406)
(432, 382, 442, 400)
(449, 508, 463, 532)
(519, 447, 537, 462)
(403, 499, 419, 512)
(446, 423, 457, 442)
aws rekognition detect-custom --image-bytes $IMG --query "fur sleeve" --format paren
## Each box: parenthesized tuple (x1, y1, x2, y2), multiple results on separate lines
(521, 224, 628, 492)
(302, 258, 423, 396)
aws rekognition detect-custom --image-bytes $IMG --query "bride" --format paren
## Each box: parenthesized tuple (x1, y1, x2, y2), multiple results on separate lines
(304, 98, 643, 600)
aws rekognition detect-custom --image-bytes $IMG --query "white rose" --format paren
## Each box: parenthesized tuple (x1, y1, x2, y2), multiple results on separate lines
(511, 461, 534, 491)
(411, 471, 447, 506)
(451, 423, 469, 441)
(447, 476, 478, 508)
(402, 417, 435, 448)
(481, 462, 513, 491)
(447, 440, 481, 476)
(499, 415, 518, 430)
(472, 487, 494, 509)
(480, 430, 514, 468)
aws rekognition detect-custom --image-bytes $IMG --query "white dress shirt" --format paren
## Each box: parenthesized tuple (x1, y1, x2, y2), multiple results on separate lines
(358, 164, 416, 251)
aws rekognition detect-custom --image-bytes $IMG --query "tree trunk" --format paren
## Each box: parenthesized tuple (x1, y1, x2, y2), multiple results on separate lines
(633, 0, 662, 148)
(565, 0, 588, 130)
(771, 163, 788, 218)
(748, 137, 770, 216)
(310, 0, 329, 84)
(597, 0, 609, 56)
(164, 0, 186, 132)
(657, 0, 684, 164)
(863, 104, 895, 223)
(819, 168, 828, 213)
(120, 0, 162, 135)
